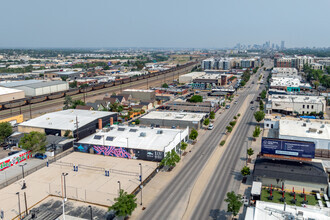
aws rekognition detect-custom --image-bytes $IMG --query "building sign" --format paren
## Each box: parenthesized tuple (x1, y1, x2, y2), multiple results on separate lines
(261, 138, 315, 158)
(0, 151, 32, 171)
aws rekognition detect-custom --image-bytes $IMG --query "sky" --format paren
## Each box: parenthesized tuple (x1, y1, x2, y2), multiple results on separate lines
(0, 0, 329, 48)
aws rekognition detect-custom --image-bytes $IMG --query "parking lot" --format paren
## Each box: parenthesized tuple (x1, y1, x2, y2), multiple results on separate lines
(0, 152, 157, 220)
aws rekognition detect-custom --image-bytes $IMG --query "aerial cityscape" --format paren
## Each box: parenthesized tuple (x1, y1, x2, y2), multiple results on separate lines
(0, 1, 330, 220)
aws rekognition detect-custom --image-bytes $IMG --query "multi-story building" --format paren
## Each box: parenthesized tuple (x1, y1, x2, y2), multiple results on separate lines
(202, 58, 215, 70)
(271, 68, 299, 78)
(268, 95, 326, 115)
(270, 77, 311, 92)
(310, 63, 324, 70)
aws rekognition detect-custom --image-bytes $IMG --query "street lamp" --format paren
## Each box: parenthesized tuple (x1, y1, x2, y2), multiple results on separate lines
(62, 173, 68, 220)
(117, 181, 121, 195)
(88, 205, 92, 220)
(19, 163, 27, 190)
(139, 163, 142, 206)
(16, 192, 21, 220)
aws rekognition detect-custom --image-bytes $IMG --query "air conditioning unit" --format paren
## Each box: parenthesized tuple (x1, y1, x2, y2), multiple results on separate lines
(140, 132, 146, 137)
(157, 130, 163, 134)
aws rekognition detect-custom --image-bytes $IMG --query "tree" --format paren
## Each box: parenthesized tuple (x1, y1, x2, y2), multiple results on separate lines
(160, 149, 180, 168)
(220, 140, 226, 146)
(254, 111, 265, 123)
(240, 80, 246, 87)
(210, 111, 215, 119)
(0, 122, 13, 143)
(225, 191, 243, 217)
(314, 81, 320, 89)
(63, 96, 73, 110)
(69, 81, 77, 88)
(233, 116, 237, 120)
(110, 102, 123, 112)
(229, 121, 236, 127)
(134, 119, 140, 125)
(162, 83, 169, 88)
(241, 166, 251, 177)
(64, 130, 71, 137)
(19, 131, 47, 153)
(180, 141, 188, 150)
(72, 100, 85, 109)
(226, 126, 233, 133)
(60, 76, 68, 81)
(189, 95, 203, 103)
(247, 148, 254, 158)
(109, 189, 137, 217)
(204, 118, 210, 126)
(189, 129, 198, 140)
(253, 126, 261, 138)
(260, 90, 267, 99)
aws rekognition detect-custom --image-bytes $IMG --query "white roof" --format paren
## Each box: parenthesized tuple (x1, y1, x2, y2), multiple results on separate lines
(248, 200, 330, 220)
(180, 71, 206, 77)
(270, 95, 325, 104)
(0, 87, 24, 95)
(279, 119, 330, 140)
(78, 125, 185, 151)
(19, 109, 116, 131)
(271, 77, 310, 87)
(123, 89, 154, 93)
(141, 111, 206, 122)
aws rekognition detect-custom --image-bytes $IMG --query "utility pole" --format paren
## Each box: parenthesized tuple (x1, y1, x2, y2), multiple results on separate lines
(24, 192, 28, 216)
(16, 192, 21, 220)
(74, 116, 79, 141)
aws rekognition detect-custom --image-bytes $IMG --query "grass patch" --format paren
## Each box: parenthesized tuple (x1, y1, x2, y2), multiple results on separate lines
(261, 189, 319, 206)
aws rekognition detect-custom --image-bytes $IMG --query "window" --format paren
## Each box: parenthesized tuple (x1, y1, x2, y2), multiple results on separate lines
(271, 124, 273, 128)
(266, 124, 269, 127)
(311, 105, 314, 109)
(302, 111, 304, 114)
(307, 105, 309, 109)
(303, 105, 305, 108)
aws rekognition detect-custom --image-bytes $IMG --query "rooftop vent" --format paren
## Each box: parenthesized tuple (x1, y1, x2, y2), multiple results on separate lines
(102, 128, 110, 132)
(129, 129, 137, 132)
(318, 130, 323, 134)
(308, 128, 317, 133)
(156, 130, 163, 134)
(94, 135, 102, 140)
(118, 127, 125, 131)
(140, 132, 146, 137)
(106, 136, 114, 141)
(302, 123, 306, 127)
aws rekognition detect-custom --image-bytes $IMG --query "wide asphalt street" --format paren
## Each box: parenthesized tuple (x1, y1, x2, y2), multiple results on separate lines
(140, 62, 271, 220)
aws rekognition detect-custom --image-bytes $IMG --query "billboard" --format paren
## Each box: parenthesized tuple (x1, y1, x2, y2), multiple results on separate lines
(261, 138, 315, 158)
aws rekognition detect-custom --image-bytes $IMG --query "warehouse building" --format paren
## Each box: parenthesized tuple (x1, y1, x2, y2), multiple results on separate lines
(271, 67, 299, 78)
(279, 119, 330, 157)
(253, 158, 328, 194)
(140, 111, 206, 129)
(74, 125, 189, 162)
(0, 80, 69, 96)
(158, 100, 218, 113)
(122, 89, 156, 101)
(179, 72, 205, 84)
(49, 71, 81, 79)
(0, 87, 25, 102)
(18, 109, 117, 139)
(268, 95, 326, 115)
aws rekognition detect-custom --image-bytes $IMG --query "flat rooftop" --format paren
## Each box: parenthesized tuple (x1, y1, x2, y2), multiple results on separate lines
(78, 125, 187, 151)
(53, 71, 80, 75)
(123, 89, 154, 93)
(0, 80, 41, 88)
(270, 94, 325, 104)
(279, 119, 330, 140)
(0, 87, 24, 95)
(22, 80, 68, 88)
(141, 111, 206, 122)
(180, 71, 205, 77)
(19, 109, 116, 131)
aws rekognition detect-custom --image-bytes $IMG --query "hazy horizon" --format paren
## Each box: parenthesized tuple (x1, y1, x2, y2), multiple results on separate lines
(1, 0, 329, 48)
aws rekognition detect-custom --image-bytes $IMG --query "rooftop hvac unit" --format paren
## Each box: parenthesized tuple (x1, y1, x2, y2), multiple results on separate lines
(308, 128, 317, 133)
(102, 128, 110, 132)
(318, 130, 323, 134)
(157, 130, 163, 134)
(140, 132, 146, 137)
(302, 123, 306, 127)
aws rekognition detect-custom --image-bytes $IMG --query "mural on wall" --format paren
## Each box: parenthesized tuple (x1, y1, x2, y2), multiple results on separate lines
(93, 146, 133, 159)
(0, 151, 32, 171)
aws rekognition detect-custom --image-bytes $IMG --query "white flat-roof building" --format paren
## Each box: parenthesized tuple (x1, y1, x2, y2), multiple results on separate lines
(271, 67, 299, 78)
(270, 77, 311, 92)
(122, 89, 155, 101)
(179, 72, 205, 84)
(0, 87, 25, 102)
(75, 125, 189, 161)
(268, 95, 326, 115)
(245, 200, 330, 220)
(140, 111, 206, 129)
(18, 109, 117, 139)
(279, 119, 330, 150)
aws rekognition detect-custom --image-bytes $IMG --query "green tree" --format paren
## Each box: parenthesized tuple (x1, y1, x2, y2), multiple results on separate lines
(69, 81, 77, 88)
(109, 189, 137, 217)
(134, 119, 140, 125)
(226, 126, 233, 133)
(19, 131, 47, 153)
(254, 111, 265, 123)
(0, 122, 13, 143)
(241, 166, 251, 176)
(225, 191, 243, 217)
(253, 126, 261, 138)
(240, 80, 246, 87)
(189, 95, 203, 103)
(210, 111, 215, 119)
(189, 129, 198, 140)
(162, 83, 169, 88)
(314, 81, 320, 89)
(229, 121, 236, 127)
(260, 90, 267, 99)
(63, 95, 73, 110)
(247, 148, 254, 158)
(64, 130, 71, 137)
(60, 76, 68, 81)
(220, 140, 226, 146)
(110, 102, 124, 112)
(204, 118, 210, 126)
(160, 149, 180, 167)
(72, 100, 85, 109)
(180, 141, 188, 150)
(233, 116, 237, 120)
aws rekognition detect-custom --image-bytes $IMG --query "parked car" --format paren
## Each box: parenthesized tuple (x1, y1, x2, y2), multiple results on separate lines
(251, 107, 255, 110)
(225, 105, 230, 109)
(250, 101, 254, 104)
(234, 101, 238, 104)
(34, 153, 47, 160)
(8, 151, 20, 156)
(208, 124, 214, 130)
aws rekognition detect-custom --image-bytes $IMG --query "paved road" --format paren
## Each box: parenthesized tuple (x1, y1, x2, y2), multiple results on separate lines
(139, 66, 268, 220)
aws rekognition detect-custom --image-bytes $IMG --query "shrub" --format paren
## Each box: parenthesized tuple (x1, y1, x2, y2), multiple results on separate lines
(220, 140, 226, 146)
(229, 121, 236, 127)
(226, 126, 233, 133)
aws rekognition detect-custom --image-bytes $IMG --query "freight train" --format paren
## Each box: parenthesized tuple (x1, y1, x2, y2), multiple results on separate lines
(0, 62, 197, 110)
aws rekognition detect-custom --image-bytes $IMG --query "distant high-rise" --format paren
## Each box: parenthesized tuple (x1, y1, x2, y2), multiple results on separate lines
(281, 41, 285, 49)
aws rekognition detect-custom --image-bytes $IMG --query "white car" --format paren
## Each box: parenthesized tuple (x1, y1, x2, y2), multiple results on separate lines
(208, 124, 214, 130)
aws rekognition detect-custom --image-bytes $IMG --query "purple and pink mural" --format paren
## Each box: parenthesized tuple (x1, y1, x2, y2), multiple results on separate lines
(93, 146, 133, 159)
